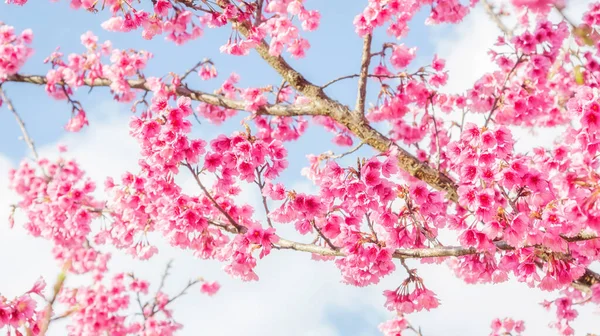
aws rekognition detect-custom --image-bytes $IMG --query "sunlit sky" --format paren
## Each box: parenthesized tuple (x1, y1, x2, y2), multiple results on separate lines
(0, 1, 599, 335)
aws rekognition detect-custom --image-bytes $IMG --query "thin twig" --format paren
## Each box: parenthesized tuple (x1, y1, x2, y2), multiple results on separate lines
(311, 221, 338, 250)
(322, 73, 417, 89)
(136, 291, 147, 321)
(326, 142, 365, 159)
(427, 96, 442, 171)
(484, 54, 524, 127)
(554, 4, 577, 29)
(407, 321, 424, 336)
(365, 212, 379, 243)
(184, 162, 246, 233)
(156, 260, 174, 298)
(5, 74, 325, 118)
(255, 167, 274, 228)
(49, 310, 74, 322)
(181, 59, 212, 81)
(0, 86, 39, 160)
(274, 79, 287, 104)
(152, 279, 201, 316)
(482, 0, 514, 38)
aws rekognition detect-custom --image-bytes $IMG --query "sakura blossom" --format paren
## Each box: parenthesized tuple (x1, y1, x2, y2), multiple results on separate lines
(1, 0, 600, 335)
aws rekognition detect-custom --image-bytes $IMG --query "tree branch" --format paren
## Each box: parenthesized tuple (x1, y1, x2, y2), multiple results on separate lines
(218, 4, 600, 290)
(6, 1, 600, 293)
(216, 2, 460, 202)
(275, 238, 506, 259)
(356, 33, 372, 115)
(3, 74, 324, 118)
(254, 0, 264, 26)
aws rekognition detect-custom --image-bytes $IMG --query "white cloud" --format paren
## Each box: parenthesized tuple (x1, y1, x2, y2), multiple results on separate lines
(435, 6, 504, 94)
(0, 102, 375, 336)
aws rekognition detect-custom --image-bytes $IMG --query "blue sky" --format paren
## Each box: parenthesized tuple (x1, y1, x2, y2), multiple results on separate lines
(1, 1, 599, 335)
(0, 1, 439, 161)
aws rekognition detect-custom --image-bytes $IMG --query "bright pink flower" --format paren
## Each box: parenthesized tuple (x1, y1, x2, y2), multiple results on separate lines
(389, 44, 416, 69)
(200, 282, 220, 296)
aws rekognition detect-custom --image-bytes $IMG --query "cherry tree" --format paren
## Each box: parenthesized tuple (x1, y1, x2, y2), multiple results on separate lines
(1, 0, 600, 335)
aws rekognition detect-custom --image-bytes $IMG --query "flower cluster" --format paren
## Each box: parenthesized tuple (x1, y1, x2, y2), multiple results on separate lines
(0, 278, 45, 335)
(8, 156, 102, 248)
(354, 0, 475, 38)
(383, 275, 439, 314)
(467, 21, 571, 128)
(45, 31, 151, 104)
(0, 23, 33, 79)
(378, 315, 409, 336)
(490, 317, 526, 336)
(58, 273, 196, 336)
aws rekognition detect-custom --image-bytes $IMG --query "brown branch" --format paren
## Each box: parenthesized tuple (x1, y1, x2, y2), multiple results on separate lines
(561, 232, 598, 242)
(276, 237, 600, 288)
(275, 238, 506, 259)
(127, 272, 151, 321)
(4, 74, 325, 118)
(574, 268, 600, 290)
(274, 79, 287, 103)
(254, 0, 264, 26)
(220, 5, 600, 290)
(0, 86, 39, 160)
(6, 1, 599, 291)
(407, 321, 424, 336)
(482, 0, 514, 38)
(172, 0, 204, 11)
(216, 2, 460, 202)
(554, 4, 577, 30)
(356, 33, 372, 115)
(49, 310, 74, 322)
(365, 212, 379, 243)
